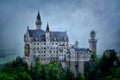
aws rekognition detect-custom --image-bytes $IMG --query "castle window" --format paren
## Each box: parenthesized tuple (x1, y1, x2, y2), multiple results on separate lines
(52, 43, 54, 45)
(34, 43, 36, 45)
(37, 43, 39, 45)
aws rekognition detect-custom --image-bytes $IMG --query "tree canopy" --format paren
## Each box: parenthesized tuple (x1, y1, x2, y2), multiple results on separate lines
(0, 50, 120, 80)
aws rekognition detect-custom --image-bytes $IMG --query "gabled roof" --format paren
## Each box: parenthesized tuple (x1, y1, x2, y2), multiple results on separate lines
(28, 29, 68, 42)
(75, 48, 89, 51)
(70, 45, 89, 51)
(50, 31, 68, 42)
(28, 29, 45, 41)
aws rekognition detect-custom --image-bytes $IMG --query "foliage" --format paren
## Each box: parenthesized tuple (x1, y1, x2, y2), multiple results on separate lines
(86, 50, 120, 80)
(0, 56, 32, 80)
(0, 50, 120, 80)
(0, 56, 84, 80)
(76, 73, 85, 80)
(0, 72, 16, 80)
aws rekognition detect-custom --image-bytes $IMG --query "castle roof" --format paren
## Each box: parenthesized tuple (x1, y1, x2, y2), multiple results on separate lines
(28, 29, 45, 41)
(90, 30, 95, 34)
(70, 45, 89, 51)
(75, 48, 89, 51)
(28, 29, 68, 42)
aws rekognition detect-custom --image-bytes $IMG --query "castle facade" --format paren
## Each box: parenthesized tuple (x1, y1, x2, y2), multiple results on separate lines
(24, 12, 97, 75)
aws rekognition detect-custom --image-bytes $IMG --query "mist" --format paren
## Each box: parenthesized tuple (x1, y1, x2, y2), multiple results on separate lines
(0, 0, 120, 56)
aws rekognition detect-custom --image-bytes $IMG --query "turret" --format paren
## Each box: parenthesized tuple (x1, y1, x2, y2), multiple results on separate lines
(45, 22, 50, 61)
(24, 26, 30, 57)
(46, 22, 50, 32)
(89, 30, 97, 53)
(45, 22, 50, 41)
(74, 40, 79, 48)
(36, 11, 42, 29)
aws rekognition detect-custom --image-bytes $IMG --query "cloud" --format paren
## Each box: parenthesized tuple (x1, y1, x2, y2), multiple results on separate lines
(0, 0, 120, 55)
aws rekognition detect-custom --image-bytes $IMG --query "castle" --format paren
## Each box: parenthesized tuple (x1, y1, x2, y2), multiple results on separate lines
(24, 12, 97, 75)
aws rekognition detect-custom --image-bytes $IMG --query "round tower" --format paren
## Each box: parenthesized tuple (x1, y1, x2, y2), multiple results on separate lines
(89, 30, 97, 53)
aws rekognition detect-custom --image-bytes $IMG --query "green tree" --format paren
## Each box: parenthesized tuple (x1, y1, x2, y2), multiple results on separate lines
(63, 69, 75, 80)
(76, 73, 85, 80)
(0, 72, 16, 80)
(1, 56, 32, 80)
(86, 52, 100, 80)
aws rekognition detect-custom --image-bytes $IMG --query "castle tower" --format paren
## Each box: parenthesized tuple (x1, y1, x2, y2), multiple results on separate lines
(24, 26, 30, 57)
(45, 22, 50, 44)
(45, 22, 50, 63)
(46, 22, 50, 41)
(36, 11, 42, 29)
(74, 40, 79, 48)
(46, 22, 50, 32)
(89, 30, 97, 53)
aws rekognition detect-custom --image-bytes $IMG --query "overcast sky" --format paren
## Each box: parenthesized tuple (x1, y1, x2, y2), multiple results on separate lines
(0, 0, 120, 56)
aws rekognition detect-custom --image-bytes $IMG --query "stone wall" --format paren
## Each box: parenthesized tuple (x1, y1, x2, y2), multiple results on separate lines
(66, 61, 84, 76)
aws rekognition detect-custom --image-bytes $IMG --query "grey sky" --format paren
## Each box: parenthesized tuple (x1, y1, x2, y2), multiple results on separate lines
(0, 0, 120, 56)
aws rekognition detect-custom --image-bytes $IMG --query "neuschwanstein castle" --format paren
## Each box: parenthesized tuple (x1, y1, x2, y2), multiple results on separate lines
(24, 12, 97, 75)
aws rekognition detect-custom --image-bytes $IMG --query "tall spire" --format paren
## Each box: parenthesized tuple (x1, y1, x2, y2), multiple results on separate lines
(27, 25, 29, 31)
(46, 22, 50, 32)
(36, 11, 42, 30)
(36, 11, 41, 21)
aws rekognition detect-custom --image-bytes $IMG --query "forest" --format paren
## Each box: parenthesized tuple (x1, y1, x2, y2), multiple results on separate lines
(0, 50, 120, 80)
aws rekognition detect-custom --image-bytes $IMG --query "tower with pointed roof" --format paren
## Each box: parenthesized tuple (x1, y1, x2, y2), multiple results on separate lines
(45, 22, 50, 42)
(74, 40, 79, 48)
(89, 30, 97, 53)
(36, 11, 42, 29)
(46, 22, 50, 32)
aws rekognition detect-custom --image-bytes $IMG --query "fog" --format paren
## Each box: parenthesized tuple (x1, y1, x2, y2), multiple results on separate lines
(0, 0, 120, 56)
